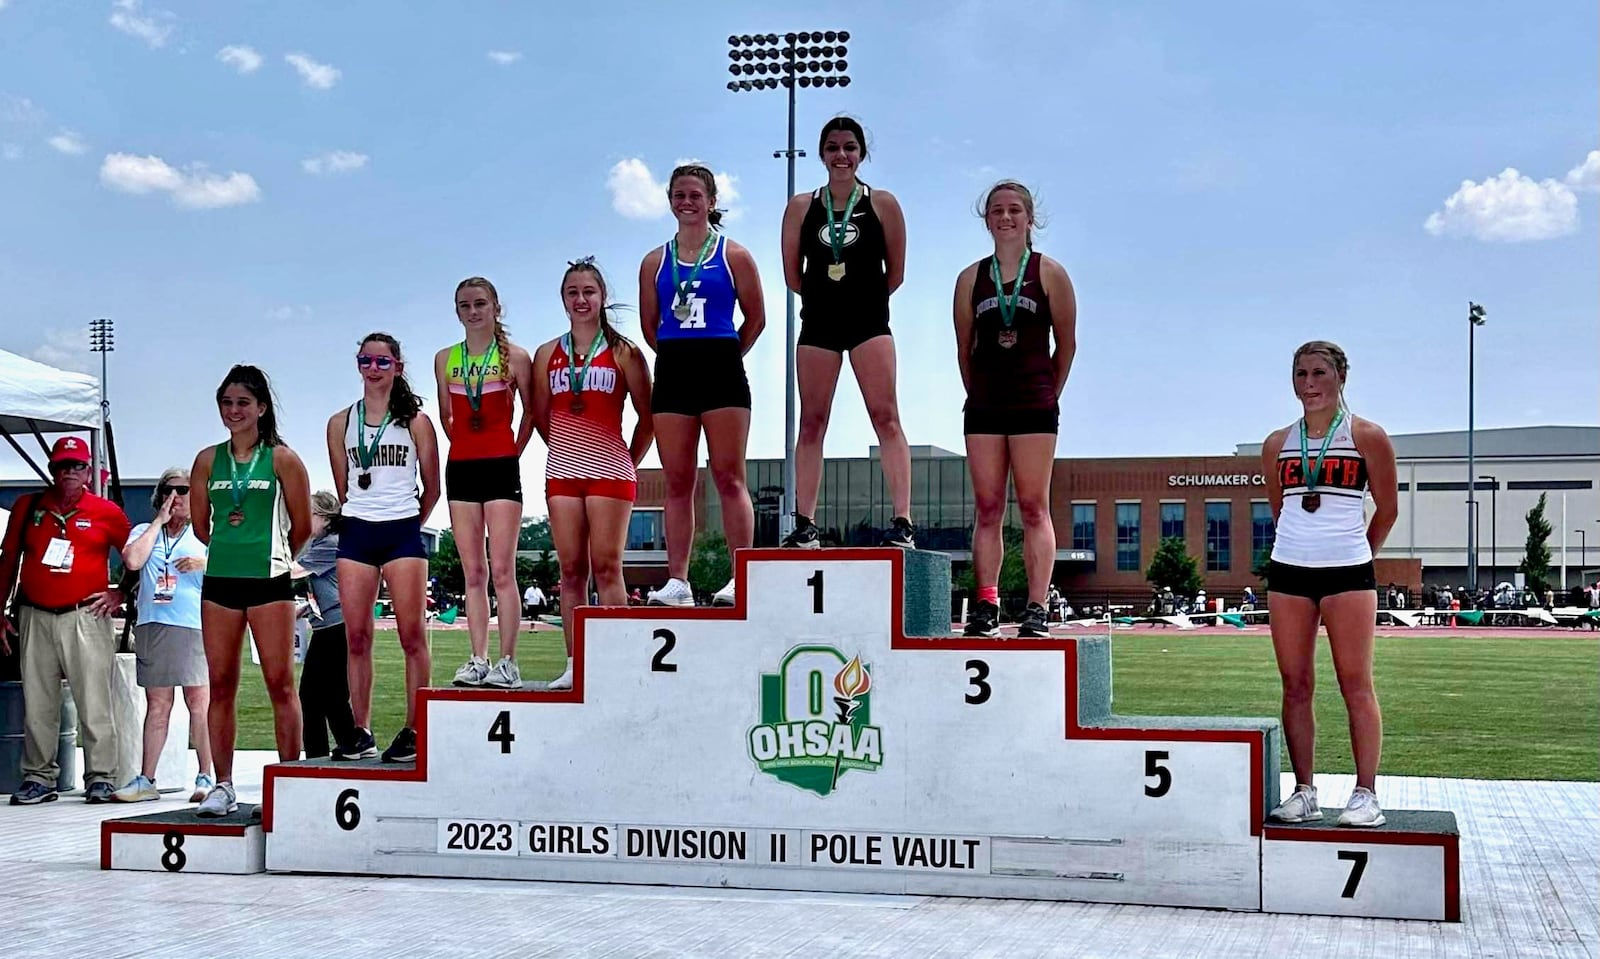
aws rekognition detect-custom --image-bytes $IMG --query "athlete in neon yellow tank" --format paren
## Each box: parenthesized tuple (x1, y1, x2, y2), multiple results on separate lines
(205, 441, 292, 579)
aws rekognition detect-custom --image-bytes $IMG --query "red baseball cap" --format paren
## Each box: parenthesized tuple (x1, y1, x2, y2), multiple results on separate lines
(49, 436, 91, 465)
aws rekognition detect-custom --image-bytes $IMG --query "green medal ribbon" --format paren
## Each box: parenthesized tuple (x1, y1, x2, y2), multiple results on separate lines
(824, 182, 862, 263)
(1298, 409, 1345, 491)
(227, 442, 264, 516)
(668, 232, 718, 312)
(562, 328, 607, 399)
(461, 340, 501, 412)
(990, 247, 1033, 328)
(355, 399, 392, 472)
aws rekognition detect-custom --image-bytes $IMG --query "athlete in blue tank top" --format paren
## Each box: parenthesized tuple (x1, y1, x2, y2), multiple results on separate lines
(652, 234, 740, 341)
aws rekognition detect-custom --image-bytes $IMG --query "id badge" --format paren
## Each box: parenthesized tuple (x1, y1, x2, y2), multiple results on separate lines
(43, 537, 74, 572)
(153, 569, 177, 604)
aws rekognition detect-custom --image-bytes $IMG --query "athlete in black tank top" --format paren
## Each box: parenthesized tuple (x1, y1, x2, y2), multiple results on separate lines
(780, 117, 913, 550)
(967, 252, 1056, 412)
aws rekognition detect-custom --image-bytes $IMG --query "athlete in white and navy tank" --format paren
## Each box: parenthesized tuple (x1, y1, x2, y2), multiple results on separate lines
(653, 234, 739, 341)
(1270, 412, 1371, 568)
(342, 403, 420, 522)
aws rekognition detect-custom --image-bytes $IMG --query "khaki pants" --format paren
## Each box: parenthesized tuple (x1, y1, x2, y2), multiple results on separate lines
(20, 606, 118, 788)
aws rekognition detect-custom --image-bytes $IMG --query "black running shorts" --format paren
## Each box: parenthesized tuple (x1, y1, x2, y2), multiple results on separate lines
(202, 574, 294, 611)
(446, 456, 523, 505)
(652, 338, 751, 417)
(1267, 560, 1377, 602)
(797, 312, 892, 354)
(962, 404, 1060, 436)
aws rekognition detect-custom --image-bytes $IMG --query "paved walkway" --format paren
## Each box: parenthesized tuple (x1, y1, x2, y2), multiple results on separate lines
(3, 756, 1595, 958)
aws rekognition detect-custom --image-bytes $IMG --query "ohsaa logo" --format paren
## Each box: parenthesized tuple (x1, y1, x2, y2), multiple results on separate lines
(748, 644, 883, 797)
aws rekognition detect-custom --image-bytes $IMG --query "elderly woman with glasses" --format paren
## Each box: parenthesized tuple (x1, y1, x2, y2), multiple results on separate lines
(112, 467, 217, 803)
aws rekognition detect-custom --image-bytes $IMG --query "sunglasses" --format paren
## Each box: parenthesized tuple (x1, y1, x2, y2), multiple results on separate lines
(50, 461, 89, 474)
(357, 354, 396, 371)
(159, 485, 191, 497)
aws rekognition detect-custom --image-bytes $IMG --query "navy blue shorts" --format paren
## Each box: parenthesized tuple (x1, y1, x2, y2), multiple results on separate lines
(337, 516, 426, 567)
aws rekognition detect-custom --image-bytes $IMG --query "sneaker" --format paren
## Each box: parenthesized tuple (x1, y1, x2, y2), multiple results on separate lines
(881, 516, 916, 549)
(548, 657, 574, 691)
(964, 600, 1001, 638)
(195, 782, 238, 818)
(381, 727, 418, 764)
(1017, 602, 1050, 638)
(190, 773, 214, 803)
(453, 656, 491, 687)
(647, 578, 695, 608)
(331, 727, 378, 761)
(712, 578, 736, 607)
(8, 780, 58, 805)
(1269, 784, 1321, 823)
(1337, 787, 1386, 827)
(112, 775, 159, 803)
(782, 515, 821, 549)
(485, 656, 523, 689)
(84, 781, 116, 804)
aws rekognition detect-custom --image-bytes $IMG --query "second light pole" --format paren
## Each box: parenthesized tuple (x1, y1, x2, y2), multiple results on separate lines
(726, 29, 851, 537)
(1466, 302, 1486, 590)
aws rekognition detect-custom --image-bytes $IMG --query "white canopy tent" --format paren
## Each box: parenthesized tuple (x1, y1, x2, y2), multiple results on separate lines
(0, 348, 102, 487)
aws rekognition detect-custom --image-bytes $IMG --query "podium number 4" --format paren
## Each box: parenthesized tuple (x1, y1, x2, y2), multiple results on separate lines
(488, 710, 515, 753)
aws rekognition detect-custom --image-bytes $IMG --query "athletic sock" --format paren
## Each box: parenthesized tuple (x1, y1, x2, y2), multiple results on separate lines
(978, 586, 999, 605)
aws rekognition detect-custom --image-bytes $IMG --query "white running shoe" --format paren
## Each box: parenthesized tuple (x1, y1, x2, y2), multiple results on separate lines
(712, 578, 736, 607)
(112, 775, 159, 803)
(189, 773, 214, 804)
(647, 578, 695, 608)
(196, 782, 238, 818)
(1337, 787, 1386, 827)
(453, 656, 490, 687)
(484, 656, 522, 689)
(1269, 784, 1321, 823)
(548, 657, 574, 691)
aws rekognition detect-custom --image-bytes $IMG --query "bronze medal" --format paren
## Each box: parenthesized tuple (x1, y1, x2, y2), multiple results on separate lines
(997, 329, 1018, 349)
(470, 413, 483, 432)
(570, 396, 586, 415)
(358, 472, 372, 490)
(1301, 492, 1321, 513)
(827, 262, 846, 281)
(228, 508, 245, 526)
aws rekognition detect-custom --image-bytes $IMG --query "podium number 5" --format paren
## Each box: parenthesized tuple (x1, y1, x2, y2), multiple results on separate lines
(1143, 750, 1171, 797)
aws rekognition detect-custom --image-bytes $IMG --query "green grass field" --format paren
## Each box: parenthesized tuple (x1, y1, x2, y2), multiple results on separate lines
(232, 630, 1598, 781)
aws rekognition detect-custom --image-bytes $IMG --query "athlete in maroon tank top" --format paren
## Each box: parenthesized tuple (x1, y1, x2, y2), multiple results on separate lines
(953, 180, 1078, 641)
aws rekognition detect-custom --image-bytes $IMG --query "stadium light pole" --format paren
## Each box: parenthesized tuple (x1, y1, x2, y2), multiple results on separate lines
(1576, 528, 1588, 581)
(726, 29, 852, 538)
(1478, 474, 1496, 591)
(1466, 302, 1486, 590)
(89, 317, 114, 495)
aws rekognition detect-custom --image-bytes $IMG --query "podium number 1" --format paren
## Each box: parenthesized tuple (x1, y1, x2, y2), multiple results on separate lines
(807, 570, 824, 613)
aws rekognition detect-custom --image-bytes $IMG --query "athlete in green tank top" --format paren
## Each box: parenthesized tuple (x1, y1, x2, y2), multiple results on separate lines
(205, 441, 292, 578)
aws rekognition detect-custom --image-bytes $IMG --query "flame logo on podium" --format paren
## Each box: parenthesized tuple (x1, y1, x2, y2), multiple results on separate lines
(749, 644, 884, 797)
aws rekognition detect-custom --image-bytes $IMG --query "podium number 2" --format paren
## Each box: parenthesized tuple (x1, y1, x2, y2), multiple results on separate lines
(1338, 850, 1368, 898)
(807, 570, 824, 613)
(1143, 750, 1172, 797)
(652, 628, 678, 672)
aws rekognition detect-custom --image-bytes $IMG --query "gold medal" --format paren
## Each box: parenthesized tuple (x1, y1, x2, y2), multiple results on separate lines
(827, 262, 846, 281)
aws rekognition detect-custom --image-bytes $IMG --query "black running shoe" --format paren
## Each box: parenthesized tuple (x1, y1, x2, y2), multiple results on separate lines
(881, 516, 916, 549)
(331, 727, 378, 762)
(782, 514, 821, 549)
(1017, 602, 1050, 638)
(381, 727, 418, 764)
(964, 600, 1001, 638)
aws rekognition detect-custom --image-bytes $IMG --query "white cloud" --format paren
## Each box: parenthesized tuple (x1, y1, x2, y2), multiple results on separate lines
(486, 50, 522, 65)
(1423, 167, 1578, 243)
(301, 150, 368, 175)
(100, 152, 261, 209)
(108, 0, 174, 49)
(47, 129, 86, 155)
(265, 305, 312, 321)
(217, 44, 263, 74)
(0, 94, 44, 124)
(30, 328, 95, 373)
(2, 143, 20, 160)
(1565, 149, 1600, 193)
(285, 52, 341, 90)
(606, 157, 743, 221)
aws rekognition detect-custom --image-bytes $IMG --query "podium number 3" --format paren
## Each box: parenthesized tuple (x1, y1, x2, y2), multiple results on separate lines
(965, 659, 991, 704)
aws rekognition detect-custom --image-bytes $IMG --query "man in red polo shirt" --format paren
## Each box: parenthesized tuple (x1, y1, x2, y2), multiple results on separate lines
(0, 436, 131, 804)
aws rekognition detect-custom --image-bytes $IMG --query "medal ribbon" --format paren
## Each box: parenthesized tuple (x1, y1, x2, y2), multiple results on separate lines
(668, 233, 718, 313)
(158, 524, 188, 575)
(461, 340, 500, 412)
(355, 399, 392, 473)
(824, 183, 862, 263)
(990, 247, 1033, 328)
(562, 328, 607, 400)
(1298, 409, 1345, 494)
(227, 443, 264, 516)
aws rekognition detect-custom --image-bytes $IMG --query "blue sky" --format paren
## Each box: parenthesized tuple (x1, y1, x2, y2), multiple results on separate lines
(1, 1, 1595, 525)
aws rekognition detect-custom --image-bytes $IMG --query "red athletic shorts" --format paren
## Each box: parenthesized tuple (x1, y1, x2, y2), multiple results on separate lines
(546, 478, 637, 502)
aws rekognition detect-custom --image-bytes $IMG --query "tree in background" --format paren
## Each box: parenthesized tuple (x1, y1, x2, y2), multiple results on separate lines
(689, 530, 731, 599)
(1518, 492, 1552, 596)
(429, 530, 465, 599)
(1146, 536, 1203, 597)
(954, 525, 1029, 598)
(519, 517, 553, 552)
(1252, 545, 1272, 590)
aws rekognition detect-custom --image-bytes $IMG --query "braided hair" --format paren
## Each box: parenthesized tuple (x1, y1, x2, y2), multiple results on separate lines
(456, 276, 513, 382)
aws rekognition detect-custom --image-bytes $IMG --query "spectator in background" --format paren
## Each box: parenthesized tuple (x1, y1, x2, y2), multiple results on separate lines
(112, 468, 216, 804)
(1241, 586, 1258, 611)
(291, 492, 358, 760)
(523, 582, 546, 618)
(0, 437, 130, 805)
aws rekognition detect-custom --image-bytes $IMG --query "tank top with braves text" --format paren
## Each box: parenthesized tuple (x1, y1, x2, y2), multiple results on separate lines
(444, 341, 517, 460)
